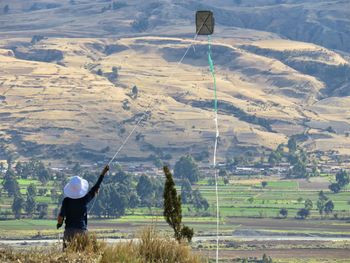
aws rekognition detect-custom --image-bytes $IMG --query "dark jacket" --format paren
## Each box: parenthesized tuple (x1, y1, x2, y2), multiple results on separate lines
(59, 174, 104, 230)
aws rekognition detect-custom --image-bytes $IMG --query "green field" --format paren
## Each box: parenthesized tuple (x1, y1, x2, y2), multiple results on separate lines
(1, 175, 349, 240)
(1, 175, 349, 263)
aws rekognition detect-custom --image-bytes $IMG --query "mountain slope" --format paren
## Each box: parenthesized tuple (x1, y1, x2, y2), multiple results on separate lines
(1, 35, 350, 163)
(1, 1, 350, 163)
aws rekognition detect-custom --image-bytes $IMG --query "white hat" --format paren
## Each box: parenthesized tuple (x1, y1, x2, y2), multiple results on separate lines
(64, 176, 89, 199)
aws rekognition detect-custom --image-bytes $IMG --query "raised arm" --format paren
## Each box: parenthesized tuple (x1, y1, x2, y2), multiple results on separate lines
(86, 165, 109, 202)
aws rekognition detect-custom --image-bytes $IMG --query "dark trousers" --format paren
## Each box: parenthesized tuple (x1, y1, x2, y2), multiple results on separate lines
(63, 228, 87, 250)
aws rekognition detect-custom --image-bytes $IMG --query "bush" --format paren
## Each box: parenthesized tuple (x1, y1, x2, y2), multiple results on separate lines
(66, 233, 104, 253)
(279, 208, 288, 218)
(131, 17, 149, 32)
(297, 208, 310, 219)
(138, 227, 198, 262)
(31, 35, 44, 45)
(329, 183, 341, 193)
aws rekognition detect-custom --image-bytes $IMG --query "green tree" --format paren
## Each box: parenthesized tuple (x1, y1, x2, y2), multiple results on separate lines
(136, 175, 153, 206)
(180, 179, 192, 204)
(261, 181, 268, 189)
(72, 163, 81, 174)
(92, 199, 105, 218)
(15, 162, 26, 179)
(219, 168, 227, 177)
(174, 155, 200, 183)
(96, 69, 103, 76)
(131, 16, 149, 32)
(132, 85, 138, 99)
(268, 151, 281, 166)
(30, 35, 44, 45)
(311, 165, 320, 177)
(108, 66, 119, 83)
(223, 177, 229, 185)
(38, 188, 46, 196)
(163, 166, 193, 242)
(326, 126, 336, 133)
(152, 156, 163, 168)
(12, 194, 24, 219)
(324, 200, 334, 215)
(97, 183, 129, 218)
(25, 194, 36, 218)
(279, 208, 288, 218)
(248, 197, 254, 204)
(50, 188, 58, 203)
(109, 185, 128, 217)
(290, 156, 307, 178)
(192, 189, 209, 211)
(297, 208, 310, 219)
(2, 168, 20, 197)
(27, 183, 37, 197)
(317, 191, 329, 217)
(36, 203, 48, 219)
(36, 162, 50, 185)
(128, 192, 140, 211)
(262, 253, 273, 263)
(335, 170, 349, 188)
(304, 199, 313, 210)
(329, 183, 341, 193)
(3, 5, 9, 14)
(287, 137, 297, 153)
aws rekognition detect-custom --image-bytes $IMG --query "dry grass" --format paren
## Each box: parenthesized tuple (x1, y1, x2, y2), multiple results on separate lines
(0, 227, 204, 263)
(100, 227, 203, 263)
(1, 34, 349, 158)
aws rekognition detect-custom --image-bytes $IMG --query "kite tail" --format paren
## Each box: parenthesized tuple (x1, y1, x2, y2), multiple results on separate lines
(208, 35, 220, 263)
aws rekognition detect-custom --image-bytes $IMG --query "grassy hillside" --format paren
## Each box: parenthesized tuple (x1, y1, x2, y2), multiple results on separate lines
(0, 0, 350, 162)
(1, 35, 350, 162)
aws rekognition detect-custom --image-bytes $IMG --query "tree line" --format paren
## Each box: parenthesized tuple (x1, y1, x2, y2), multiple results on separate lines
(0, 155, 209, 219)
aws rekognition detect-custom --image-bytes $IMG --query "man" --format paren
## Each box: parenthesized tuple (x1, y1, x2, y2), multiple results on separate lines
(57, 165, 109, 248)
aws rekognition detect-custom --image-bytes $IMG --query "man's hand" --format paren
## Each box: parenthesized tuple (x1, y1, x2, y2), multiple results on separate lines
(57, 215, 64, 229)
(102, 165, 109, 176)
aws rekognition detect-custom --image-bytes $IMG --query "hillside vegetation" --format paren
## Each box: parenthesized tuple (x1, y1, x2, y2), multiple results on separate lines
(0, 0, 349, 162)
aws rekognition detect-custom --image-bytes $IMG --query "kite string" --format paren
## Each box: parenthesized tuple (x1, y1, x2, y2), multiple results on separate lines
(208, 35, 220, 263)
(106, 33, 203, 166)
(89, 27, 207, 214)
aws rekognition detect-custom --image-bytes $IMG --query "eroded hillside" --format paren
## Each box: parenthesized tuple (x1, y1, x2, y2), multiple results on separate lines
(1, 0, 350, 163)
(1, 35, 350, 163)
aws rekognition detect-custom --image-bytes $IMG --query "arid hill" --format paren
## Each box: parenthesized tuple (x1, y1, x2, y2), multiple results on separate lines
(0, 0, 350, 163)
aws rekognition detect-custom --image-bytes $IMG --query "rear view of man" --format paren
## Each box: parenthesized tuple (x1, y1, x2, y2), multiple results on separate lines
(57, 165, 109, 249)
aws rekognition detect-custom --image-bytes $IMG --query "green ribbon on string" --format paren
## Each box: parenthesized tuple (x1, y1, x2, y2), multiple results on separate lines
(208, 35, 217, 112)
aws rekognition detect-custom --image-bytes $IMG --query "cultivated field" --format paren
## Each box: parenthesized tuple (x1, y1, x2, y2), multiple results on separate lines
(1, 174, 350, 262)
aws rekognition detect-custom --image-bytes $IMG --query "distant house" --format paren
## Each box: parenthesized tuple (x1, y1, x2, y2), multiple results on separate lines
(232, 166, 261, 175)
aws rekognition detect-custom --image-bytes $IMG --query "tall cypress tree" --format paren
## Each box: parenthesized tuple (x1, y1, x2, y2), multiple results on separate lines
(163, 166, 193, 242)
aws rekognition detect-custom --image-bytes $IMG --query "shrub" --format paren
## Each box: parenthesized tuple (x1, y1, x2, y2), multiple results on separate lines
(66, 233, 104, 253)
(297, 208, 310, 219)
(138, 227, 199, 262)
(279, 208, 288, 218)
